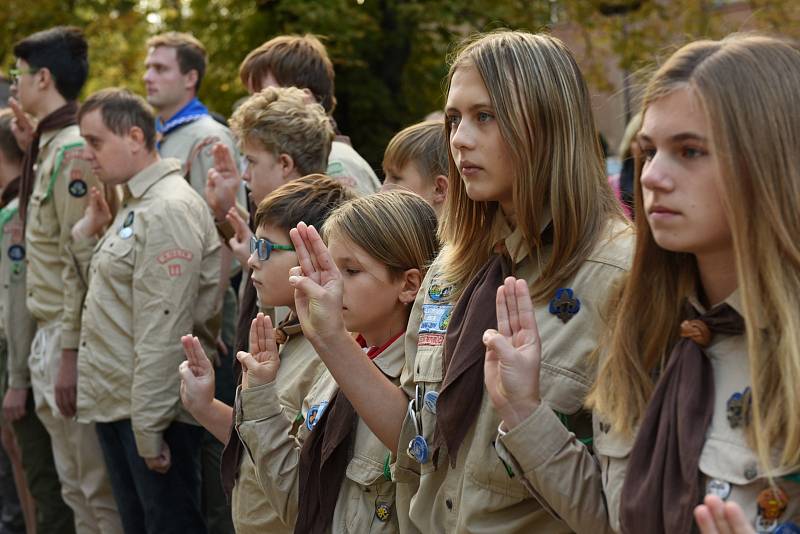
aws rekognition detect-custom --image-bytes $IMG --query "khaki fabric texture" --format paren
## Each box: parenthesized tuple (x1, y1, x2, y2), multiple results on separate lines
(394, 217, 633, 533)
(0, 198, 36, 389)
(326, 141, 380, 196)
(158, 115, 243, 203)
(29, 322, 123, 534)
(231, 333, 327, 533)
(497, 291, 800, 533)
(25, 125, 100, 349)
(75, 158, 221, 458)
(238, 335, 405, 533)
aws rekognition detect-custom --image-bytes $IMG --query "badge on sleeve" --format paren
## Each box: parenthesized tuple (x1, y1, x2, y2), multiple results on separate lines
(68, 179, 88, 198)
(118, 211, 134, 240)
(7, 244, 25, 262)
(755, 486, 789, 533)
(375, 502, 392, 522)
(549, 288, 581, 323)
(428, 282, 453, 302)
(726, 387, 751, 429)
(774, 523, 800, 534)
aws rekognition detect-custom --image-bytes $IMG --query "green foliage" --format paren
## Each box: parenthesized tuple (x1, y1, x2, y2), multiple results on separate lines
(3, 0, 799, 169)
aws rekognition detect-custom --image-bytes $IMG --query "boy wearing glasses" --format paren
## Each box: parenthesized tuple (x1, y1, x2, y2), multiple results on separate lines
(10, 26, 122, 534)
(180, 175, 355, 533)
(73, 88, 220, 533)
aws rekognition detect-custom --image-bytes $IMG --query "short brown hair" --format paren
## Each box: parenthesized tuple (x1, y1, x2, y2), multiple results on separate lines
(0, 110, 24, 164)
(147, 32, 207, 92)
(229, 86, 334, 176)
(383, 120, 448, 183)
(239, 34, 336, 113)
(253, 174, 356, 235)
(79, 88, 157, 151)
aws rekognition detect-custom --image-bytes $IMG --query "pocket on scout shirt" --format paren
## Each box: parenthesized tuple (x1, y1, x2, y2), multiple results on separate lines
(99, 235, 135, 281)
(594, 419, 632, 524)
(345, 454, 397, 532)
(28, 192, 58, 237)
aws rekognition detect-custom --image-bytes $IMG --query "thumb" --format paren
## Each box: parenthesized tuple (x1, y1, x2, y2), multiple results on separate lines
(288, 274, 327, 300)
(482, 330, 515, 361)
(236, 351, 259, 371)
(178, 360, 196, 382)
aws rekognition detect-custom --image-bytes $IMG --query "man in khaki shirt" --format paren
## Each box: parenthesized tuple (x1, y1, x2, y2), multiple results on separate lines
(143, 33, 240, 533)
(76, 88, 219, 533)
(12, 26, 122, 534)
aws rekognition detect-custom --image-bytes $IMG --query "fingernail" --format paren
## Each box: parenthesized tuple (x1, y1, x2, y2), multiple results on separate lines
(289, 276, 299, 284)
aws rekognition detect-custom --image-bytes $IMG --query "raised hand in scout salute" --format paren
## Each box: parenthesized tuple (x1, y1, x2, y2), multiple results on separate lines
(287, 29, 633, 532)
(485, 34, 800, 534)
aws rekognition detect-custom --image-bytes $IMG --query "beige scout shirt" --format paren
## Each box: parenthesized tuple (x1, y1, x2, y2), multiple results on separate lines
(495, 291, 800, 534)
(0, 198, 36, 389)
(230, 330, 327, 533)
(237, 335, 405, 533)
(25, 125, 100, 349)
(392, 217, 633, 533)
(158, 115, 243, 203)
(326, 141, 380, 196)
(75, 158, 220, 458)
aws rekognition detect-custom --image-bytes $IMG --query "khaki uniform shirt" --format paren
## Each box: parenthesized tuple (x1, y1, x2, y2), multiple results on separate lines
(75, 158, 221, 458)
(158, 115, 242, 202)
(393, 217, 633, 533)
(231, 331, 327, 533)
(496, 291, 800, 534)
(25, 125, 100, 348)
(0, 198, 36, 389)
(326, 141, 380, 196)
(237, 335, 405, 533)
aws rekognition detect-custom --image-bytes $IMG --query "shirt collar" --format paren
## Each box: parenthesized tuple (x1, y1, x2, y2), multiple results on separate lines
(495, 204, 553, 265)
(124, 158, 182, 199)
(687, 288, 743, 317)
(155, 97, 210, 136)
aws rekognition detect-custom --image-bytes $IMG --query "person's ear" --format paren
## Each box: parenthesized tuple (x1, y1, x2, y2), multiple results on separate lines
(278, 153, 297, 180)
(36, 67, 53, 91)
(432, 174, 448, 206)
(184, 69, 199, 93)
(398, 268, 422, 306)
(126, 126, 147, 153)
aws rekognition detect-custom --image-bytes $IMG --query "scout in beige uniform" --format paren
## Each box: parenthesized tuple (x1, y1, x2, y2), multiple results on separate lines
(238, 34, 380, 196)
(237, 191, 438, 533)
(75, 89, 220, 533)
(179, 176, 354, 533)
(12, 26, 122, 534)
(286, 30, 633, 533)
(486, 35, 800, 534)
(143, 31, 241, 534)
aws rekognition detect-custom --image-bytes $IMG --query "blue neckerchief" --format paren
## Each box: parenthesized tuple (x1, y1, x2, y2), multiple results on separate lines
(155, 97, 210, 149)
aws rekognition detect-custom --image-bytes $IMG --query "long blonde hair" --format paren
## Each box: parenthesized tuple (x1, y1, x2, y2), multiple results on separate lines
(438, 30, 622, 301)
(590, 34, 800, 473)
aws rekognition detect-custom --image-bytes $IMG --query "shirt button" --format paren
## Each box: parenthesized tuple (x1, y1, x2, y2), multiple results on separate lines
(445, 498, 453, 511)
(744, 463, 758, 481)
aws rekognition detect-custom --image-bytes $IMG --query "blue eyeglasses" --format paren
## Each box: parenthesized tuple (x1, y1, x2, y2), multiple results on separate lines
(250, 235, 294, 261)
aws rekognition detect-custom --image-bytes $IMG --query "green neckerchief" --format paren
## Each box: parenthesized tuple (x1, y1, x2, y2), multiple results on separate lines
(0, 205, 19, 234)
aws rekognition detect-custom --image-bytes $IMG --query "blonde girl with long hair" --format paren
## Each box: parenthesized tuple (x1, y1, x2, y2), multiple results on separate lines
(287, 29, 633, 532)
(234, 191, 438, 533)
(484, 34, 800, 534)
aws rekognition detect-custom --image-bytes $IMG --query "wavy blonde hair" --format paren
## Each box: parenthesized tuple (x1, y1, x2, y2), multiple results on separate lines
(229, 86, 334, 176)
(438, 30, 622, 301)
(590, 34, 800, 474)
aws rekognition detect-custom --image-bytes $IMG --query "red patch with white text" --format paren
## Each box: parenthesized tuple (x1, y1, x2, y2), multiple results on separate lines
(157, 249, 194, 264)
(418, 333, 445, 347)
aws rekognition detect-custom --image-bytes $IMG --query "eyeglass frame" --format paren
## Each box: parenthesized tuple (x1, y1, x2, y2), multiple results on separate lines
(8, 67, 41, 84)
(249, 235, 295, 261)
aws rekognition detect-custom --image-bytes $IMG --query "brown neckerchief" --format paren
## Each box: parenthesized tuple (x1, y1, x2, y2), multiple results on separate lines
(295, 335, 401, 533)
(0, 176, 21, 209)
(219, 312, 301, 498)
(19, 101, 79, 228)
(295, 388, 358, 534)
(619, 301, 745, 534)
(432, 252, 511, 465)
